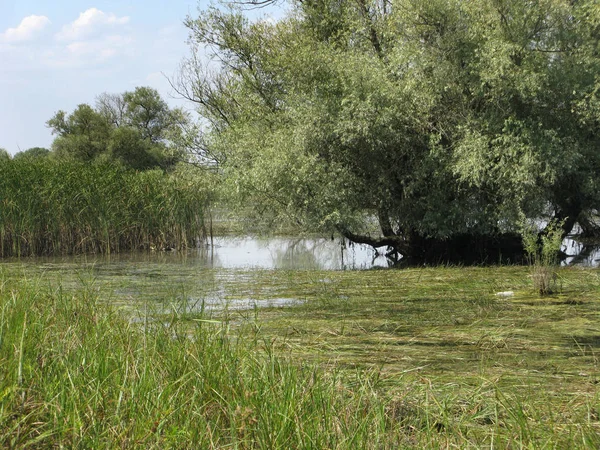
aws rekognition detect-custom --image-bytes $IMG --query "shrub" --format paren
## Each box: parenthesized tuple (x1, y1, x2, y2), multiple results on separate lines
(521, 221, 564, 295)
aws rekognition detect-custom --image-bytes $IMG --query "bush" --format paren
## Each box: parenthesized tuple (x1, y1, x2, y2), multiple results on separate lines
(521, 221, 564, 295)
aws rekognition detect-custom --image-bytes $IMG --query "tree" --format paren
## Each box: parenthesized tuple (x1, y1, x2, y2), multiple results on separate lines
(179, 0, 600, 263)
(47, 87, 188, 170)
(48, 104, 111, 162)
(122, 87, 174, 142)
(13, 147, 50, 160)
(96, 92, 127, 128)
(108, 127, 160, 171)
(0, 148, 10, 161)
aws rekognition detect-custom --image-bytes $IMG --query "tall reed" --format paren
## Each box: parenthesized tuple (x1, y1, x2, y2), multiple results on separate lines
(0, 158, 208, 257)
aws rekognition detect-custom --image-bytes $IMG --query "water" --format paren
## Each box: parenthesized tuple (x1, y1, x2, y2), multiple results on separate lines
(2, 235, 598, 313)
(562, 236, 600, 266)
(0, 237, 390, 313)
(201, 236, 390, 270)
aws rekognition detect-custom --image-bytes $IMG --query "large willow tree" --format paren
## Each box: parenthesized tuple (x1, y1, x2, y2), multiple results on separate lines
(178, 0, 600, 263)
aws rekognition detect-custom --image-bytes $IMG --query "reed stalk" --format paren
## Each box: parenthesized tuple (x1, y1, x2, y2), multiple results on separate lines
(0, 158, 209, 257)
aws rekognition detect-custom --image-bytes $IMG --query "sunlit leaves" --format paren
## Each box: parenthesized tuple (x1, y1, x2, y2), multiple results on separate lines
(182, 0, 600, 249)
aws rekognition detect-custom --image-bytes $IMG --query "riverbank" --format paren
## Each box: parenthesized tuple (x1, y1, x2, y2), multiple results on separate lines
(1, 264, 599, 447)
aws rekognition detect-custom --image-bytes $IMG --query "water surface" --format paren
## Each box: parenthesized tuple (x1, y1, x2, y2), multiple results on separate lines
(0, 237, 388, 312)
(1, 235, 597, 313)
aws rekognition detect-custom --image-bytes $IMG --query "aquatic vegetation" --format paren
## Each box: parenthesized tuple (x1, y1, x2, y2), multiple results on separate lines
(0, 158, 208, 257)
(522, 221, 565, 295)
(0, 276, 400, 448)
(1, 262, 599, 447)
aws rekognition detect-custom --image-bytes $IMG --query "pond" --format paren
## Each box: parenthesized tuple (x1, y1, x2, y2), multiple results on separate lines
(0, 237, 389, 313)
(1, 235, 597, 313)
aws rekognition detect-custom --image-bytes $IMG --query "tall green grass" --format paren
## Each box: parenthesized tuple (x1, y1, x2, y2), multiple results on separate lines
(522, 221, 564, 295)
(1, 269, 600, 447)
(0, 158, 208, 256)
(0, 277, 402, 448)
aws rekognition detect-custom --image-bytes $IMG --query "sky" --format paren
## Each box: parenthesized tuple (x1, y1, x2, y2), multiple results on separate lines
(0, 0, 284, 155)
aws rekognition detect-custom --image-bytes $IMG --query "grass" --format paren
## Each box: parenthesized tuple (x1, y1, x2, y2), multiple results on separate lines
(1, 262, 600, 447)
(0, 159, 209, 257)
(203, 265, 600, 446)
(0, 276, 399, 448)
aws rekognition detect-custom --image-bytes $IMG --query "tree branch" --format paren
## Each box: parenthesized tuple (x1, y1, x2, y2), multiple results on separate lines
(336, 225, 411, 257)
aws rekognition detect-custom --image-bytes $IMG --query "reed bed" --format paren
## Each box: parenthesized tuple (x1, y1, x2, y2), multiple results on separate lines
(0, 159, 208, 256)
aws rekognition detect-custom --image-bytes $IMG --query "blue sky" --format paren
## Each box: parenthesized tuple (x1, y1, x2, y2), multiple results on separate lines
(0, 0, 283, 154)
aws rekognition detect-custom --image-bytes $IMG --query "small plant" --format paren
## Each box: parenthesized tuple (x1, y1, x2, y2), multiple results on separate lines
(521, 220, 564, 296)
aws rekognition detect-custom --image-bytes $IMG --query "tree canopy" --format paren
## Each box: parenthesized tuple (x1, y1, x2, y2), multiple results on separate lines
(47, 87, 188, 171)
(13, 147, 51, 160)
(178, 0, 600, 262)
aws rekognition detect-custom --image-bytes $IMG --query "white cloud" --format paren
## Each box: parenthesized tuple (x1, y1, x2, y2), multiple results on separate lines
(56, 8, 129, 41)
(42, 34, 133, 68)
(67, 34, 131, 56)
(0, 15, 51, 43)
(48, 9, 133, 68)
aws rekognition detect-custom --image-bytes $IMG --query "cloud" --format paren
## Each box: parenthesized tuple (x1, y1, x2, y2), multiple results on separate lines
(56, 8, 129, 41)
(0, 15, 51, 43)
(65, 34, 132, 60)
(46, 8, 133, 68)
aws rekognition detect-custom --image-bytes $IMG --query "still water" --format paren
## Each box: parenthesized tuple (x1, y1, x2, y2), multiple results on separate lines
(1, 236, 597, 313)
(201, 236, 389, 270)
(0, 237, 388, 313)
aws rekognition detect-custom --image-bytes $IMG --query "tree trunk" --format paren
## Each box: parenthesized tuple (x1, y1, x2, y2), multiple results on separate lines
(338, 225, 527, 265)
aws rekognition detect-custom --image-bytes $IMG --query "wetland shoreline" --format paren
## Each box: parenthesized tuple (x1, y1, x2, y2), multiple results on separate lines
(1, 256, 600, 447)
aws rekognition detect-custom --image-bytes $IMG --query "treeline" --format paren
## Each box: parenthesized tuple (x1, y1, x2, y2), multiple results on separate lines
(0, 158, 209, 257)
(46, 86, 188, 171)
(1, 86, 190, 170)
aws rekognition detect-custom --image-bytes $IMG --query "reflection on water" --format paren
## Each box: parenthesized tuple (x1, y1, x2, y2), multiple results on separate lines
(0, 237, 390, 313)
(201, 237, 390, 270)
(5, 235, 599, 271)
(2, 235, 599, 313)
(562, 236, 600, 267)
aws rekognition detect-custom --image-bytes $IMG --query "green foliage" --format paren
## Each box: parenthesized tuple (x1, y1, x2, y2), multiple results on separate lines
(122, 86, 176, 142)
(0, 158, 209, 256)
(0, 148, 10, 161)
(521, 221, 564, 295)
(108, 126, 160, 170)
(47, 87, 187, 170)
(49, 104, 111, 161)
(13, 147, 50, 160)
(180, 0, 600, 258)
